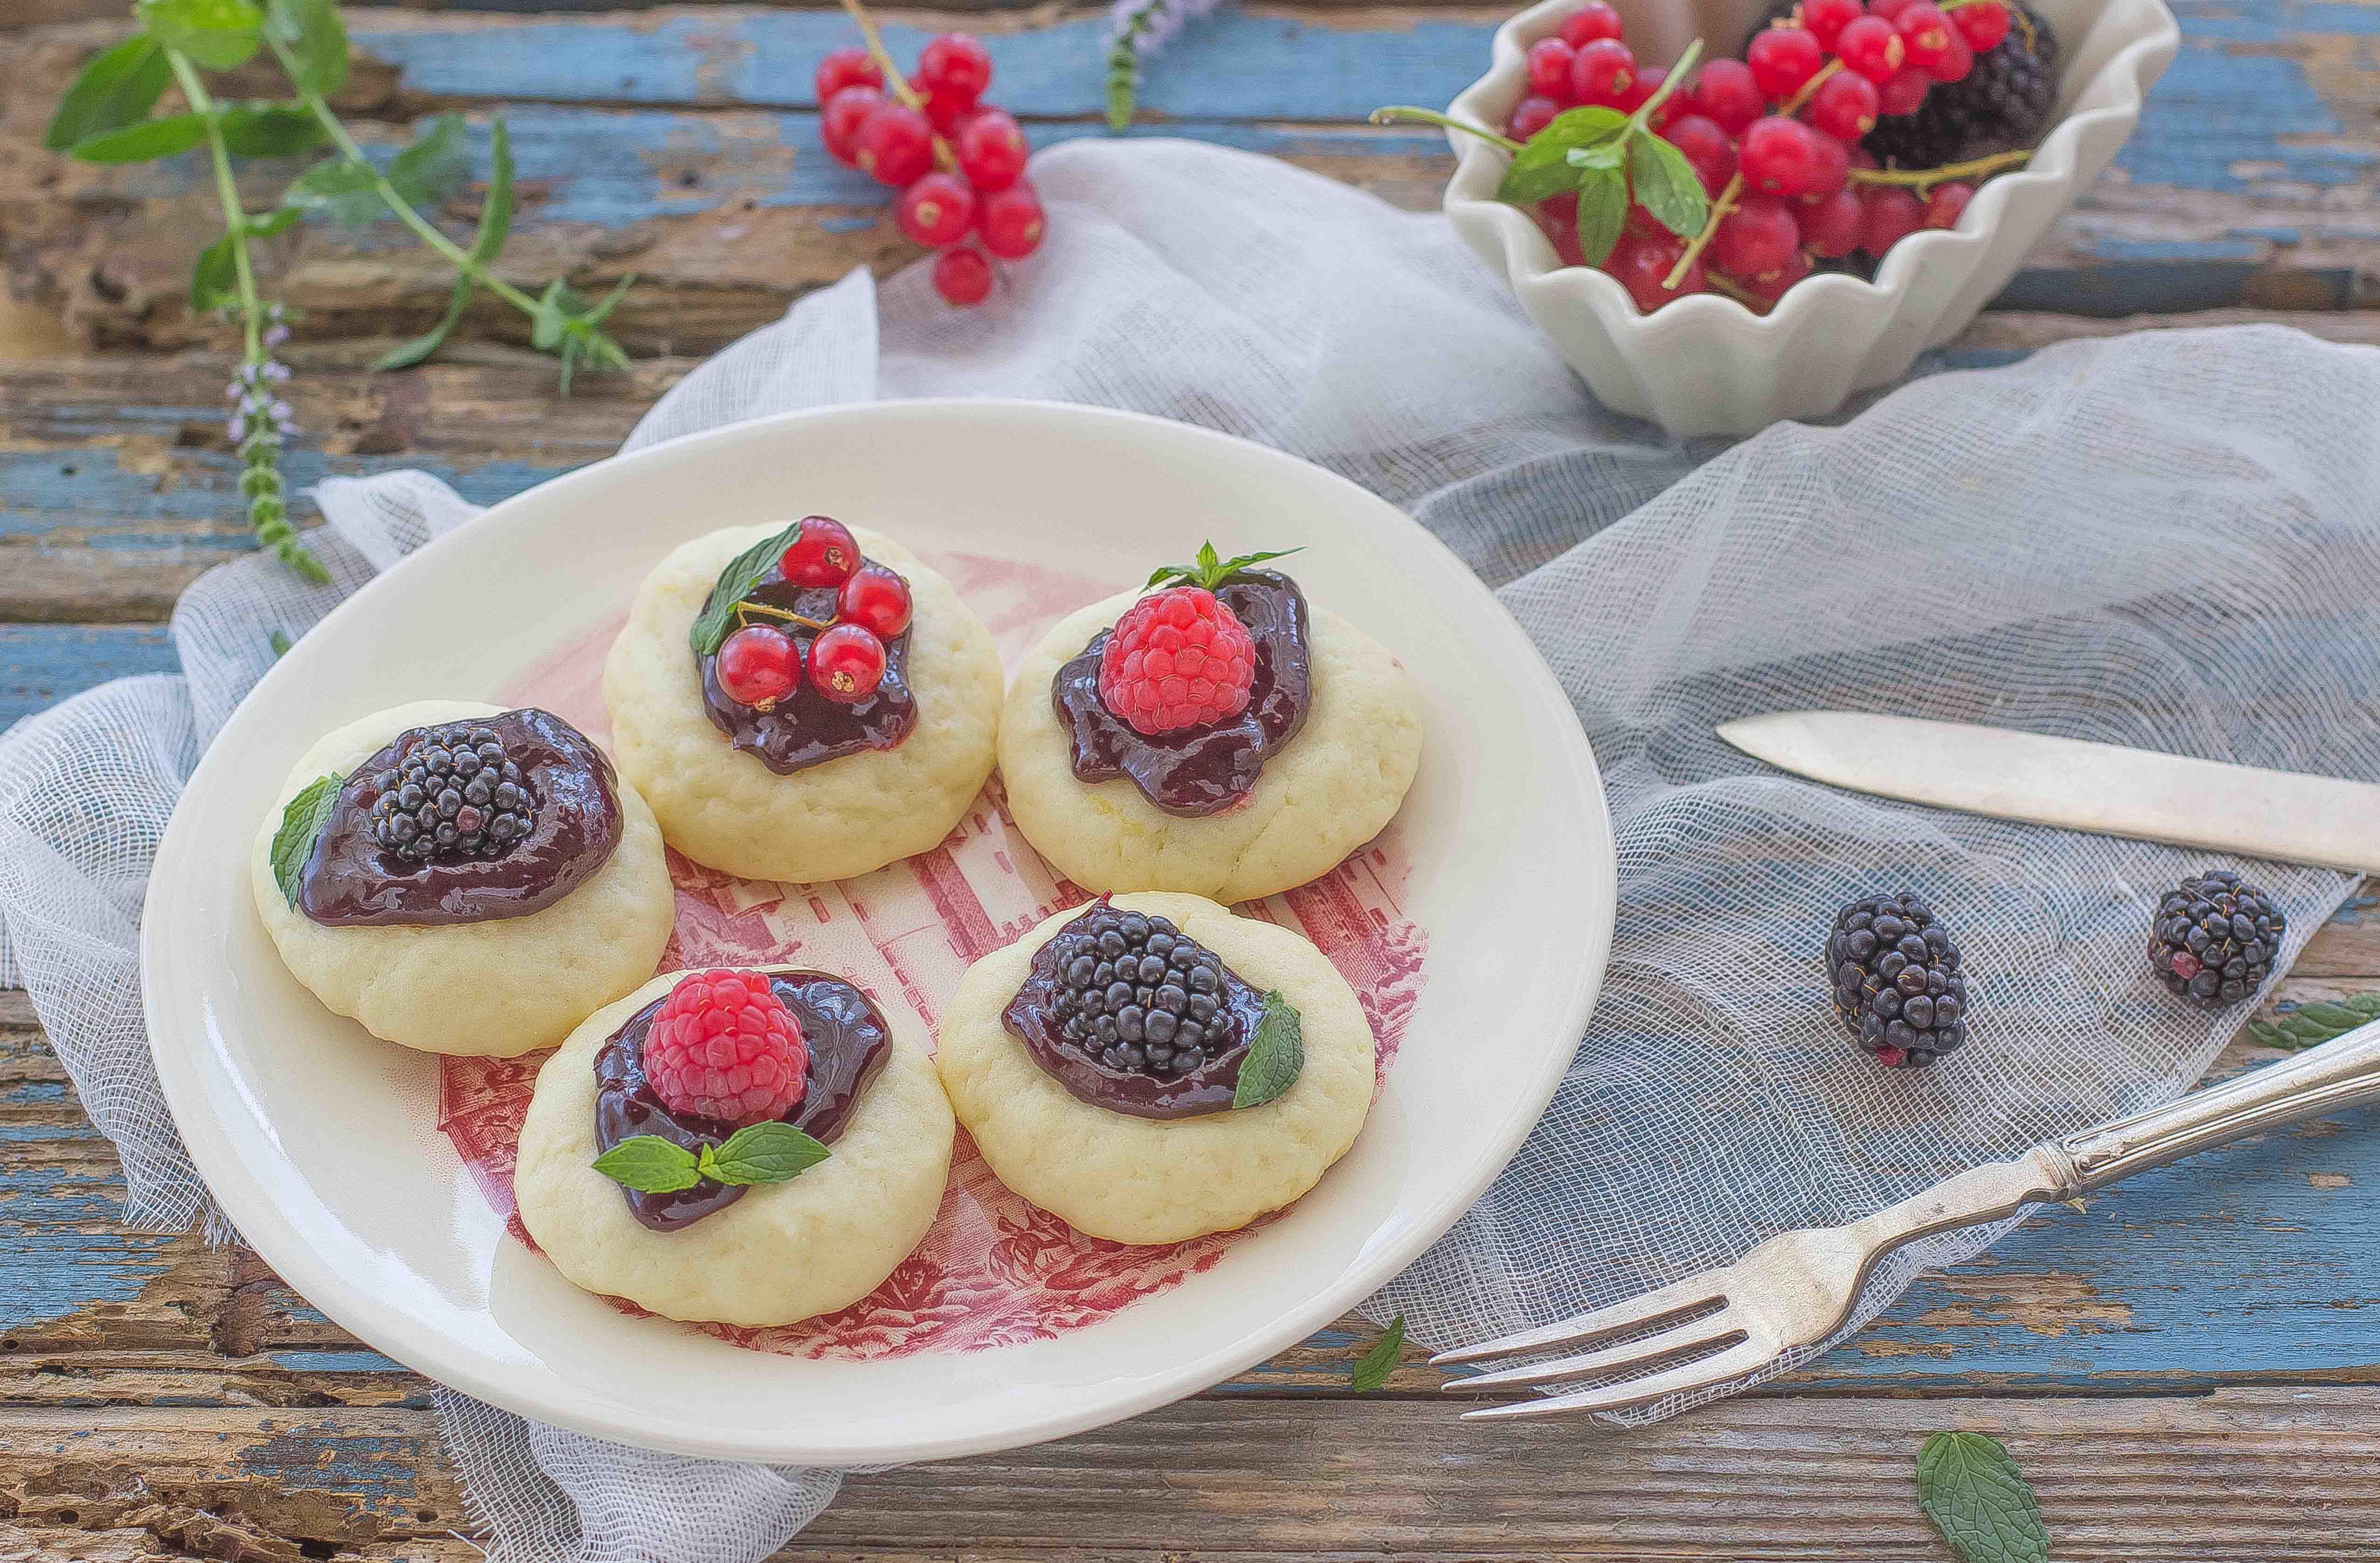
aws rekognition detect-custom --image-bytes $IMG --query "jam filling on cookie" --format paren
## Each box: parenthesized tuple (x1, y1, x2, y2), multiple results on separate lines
(1002, 904, 1268, 1120)
(698, 565, 917, 775)
(297, 708, 622, 928)
(594, 972, 892, 1231)
(1053, 569, 1311, 817)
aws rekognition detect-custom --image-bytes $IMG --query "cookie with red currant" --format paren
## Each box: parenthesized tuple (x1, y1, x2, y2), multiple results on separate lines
(515, 963, 953, 1325)
(999, 543, 1423, 905)
(604, 519, 1001, 883)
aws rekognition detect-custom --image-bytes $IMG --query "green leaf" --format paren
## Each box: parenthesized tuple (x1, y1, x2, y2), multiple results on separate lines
(388, 112, 471, 208)
(591, 1135, 704, 1194)
(1146, 542, 1305, 591)
(1496, 105, 1630, 204)
(690, 519, 804, 656)
(46, 36, 172, 153)
(1349, 1314, 1406, 1392)
(1914, 1432, 2050, 1563)
(531, 277, 571, 350)
(264, 0, 348, 95)
(246, 204, 303, 237)
(376, 117, 513, 371)
(279, 155, 384, 227)
(1233, 989, 1305, 1109)
(267, 628, 293, 657)
(1628, 131, 1711, 241)
(583, 270, 634, 325)
(2251, 992, 2380, 1051)
(1564, 140, 1626, 172)
(220, 102, 324, 158)
(69, 112, 208, 164)
(704, 1121, 832, 1185)
(138, 0, 267, 69)
(190, 233, 239, 313)
(269, 772, 343, 907)
(1574, 168, 1629, 267)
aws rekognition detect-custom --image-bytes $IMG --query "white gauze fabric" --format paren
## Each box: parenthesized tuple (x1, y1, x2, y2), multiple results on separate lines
(3, 138, 2378, 1558)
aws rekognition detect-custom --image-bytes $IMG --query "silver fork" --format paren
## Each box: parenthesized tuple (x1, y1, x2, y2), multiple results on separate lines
(1438, 1015, 2380, 1420)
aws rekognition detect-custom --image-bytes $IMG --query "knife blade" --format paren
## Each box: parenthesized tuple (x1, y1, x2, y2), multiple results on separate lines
(1718, 711, 2380, 874)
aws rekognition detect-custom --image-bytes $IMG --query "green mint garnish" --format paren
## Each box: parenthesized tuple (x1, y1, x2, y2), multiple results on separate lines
(1490, 39, 1710, 266)
(690, 520, 804, 657)
(1146, 539, 1305, 592)
(269, 771, 343, 907)
(1915, 1432, 2049, 1563)
(592, 1122, 831, 1195)
(2249, 992, 2380, 1051)
(1349, 1313, 1406, 1392)
(1232, 989, 1305, 1109)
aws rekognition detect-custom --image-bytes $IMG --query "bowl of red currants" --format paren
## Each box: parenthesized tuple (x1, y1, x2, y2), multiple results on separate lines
(1423, 0, 2177, 433)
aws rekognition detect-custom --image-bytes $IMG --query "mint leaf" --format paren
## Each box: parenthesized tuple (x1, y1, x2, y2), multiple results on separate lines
(280, 156, 385, 227)
(378, 117, 515, 371)
(267, 629, 293, 657)
(138, 0, 267, 70)
(1233, 989, 1304, 1109)
(1349, 1314, 1406, 1392)
(389, 112, 471, 209)
(69, 112, 209, 164)
(46, 36, 172, 153)
(690, 520, 803, 655)
(2249, 992, 2380, 1051)
(191, 234, 238, 313)
(531, 277, 571, 350)
(269, 772, 344, 907)
(704, 1121, 831, 1184)
(592, 1135, 704, 1193)
(1146, 543, 1304, 591)
(1574, 168, 1629, 267)
(219, 102, 324, 159)
(1628, 132, 1711, 241)
(1915, 1432, 2049, 1563)
(1564, 141, 1626, 172)
(265, 0, 348, 96)
(1496, 105, 1630, 204)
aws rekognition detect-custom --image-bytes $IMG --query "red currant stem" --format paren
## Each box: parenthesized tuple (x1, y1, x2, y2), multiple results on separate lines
(1705, 272, 1766, 307)
(735, 600, 835, 631)
(1849, 147, 2031, 188)
(1779, 56, 1841, 116)
(1662, 170, 1741, 290)
(1628, 37, 1702, 130)
(835, 0, 963, 174)
(1369, 105, 1524, 157)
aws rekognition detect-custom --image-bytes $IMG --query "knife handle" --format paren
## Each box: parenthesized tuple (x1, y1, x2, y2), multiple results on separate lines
(2051, 1018, 2380, 1193)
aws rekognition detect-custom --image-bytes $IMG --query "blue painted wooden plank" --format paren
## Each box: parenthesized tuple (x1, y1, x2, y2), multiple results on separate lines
(0, 626, 179, 729)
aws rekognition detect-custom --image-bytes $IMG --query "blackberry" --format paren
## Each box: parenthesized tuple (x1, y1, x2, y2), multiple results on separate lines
(1826, 892, 1970, 1069)
(1048, 906, 1236, 1079)
(2151, 869, 2284, 1008)
(1863, 5, 2059, 170)
(367, 723, 536, 865)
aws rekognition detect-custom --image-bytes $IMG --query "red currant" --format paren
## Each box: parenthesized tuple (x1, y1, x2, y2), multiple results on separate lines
(916, 32, 993, 103)
(1801, 0, 1864, 48)
(955, 108, 1028, 192)
(1739, 116, 1828, 195)
(1953, 0, 2011, 51)
(1542, 189, 1580, 227)
(1801, 187, 1866, 256)
(1506, 93, 1563, 141)
(932, 244, 994, 306)
(1569, 38, 1635, 107)
(1711, 195, 1803, 279)
(1543, 206, 1588, 267)
(1894, 5, 1956, 69)
(1923, 180, 1974, 228)
(814, 48, 883, 104)
(922, 87, 974, 133)
(1689, 58, 1766, 134)
(1747, 26, 1825, 99)
(1735, 246, 1813, 305)
(837, 562, 914, 638)
(1922, 30, 1973, 81)
(1629, 65, 1679, 124)
(978, 180, 1045, 259)
(1866, 0, 1920, 20)
(1834, 15, 1907, 82)
(1557, 2, 1623, 48)
(821, 85, 886, 166)
(1806, 69, 1879, 140)
(810, 623, 888, 703)
(1859, 185, 1925, 254)
(1603, 229, 1705, 312)
(897, 171, 977, 247)
(1804, 125, 1849, 194)
(855, 103, 934, 187)
(1663, 113, 1738, 196)
(717, 625, 802, 707)
(1877, 64, 1931, 114)
(782, 516, 860, 586)
(1526, 37, 1578, 98)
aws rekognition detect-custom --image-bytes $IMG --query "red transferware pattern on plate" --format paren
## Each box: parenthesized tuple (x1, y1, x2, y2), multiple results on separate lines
(439, 551, 1427, 1359)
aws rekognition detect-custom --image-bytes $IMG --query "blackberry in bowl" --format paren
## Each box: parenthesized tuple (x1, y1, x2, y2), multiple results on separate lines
(1826, 892, 1969, 1069)
(367, 723, 536, 865)
(2151, 869, 2284, 1008)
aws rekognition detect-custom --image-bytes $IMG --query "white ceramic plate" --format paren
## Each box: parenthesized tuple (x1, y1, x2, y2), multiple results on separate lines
(141, 399, 1615, 1464)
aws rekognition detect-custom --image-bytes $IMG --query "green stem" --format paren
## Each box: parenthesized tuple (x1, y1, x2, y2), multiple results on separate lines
(1850, 147, 2033, 187)
(1629, 38, 1701, 131)
(1663, 169, 1740, 290)
(167, 51, 261, 360)
(1368, 105, 1524, 156)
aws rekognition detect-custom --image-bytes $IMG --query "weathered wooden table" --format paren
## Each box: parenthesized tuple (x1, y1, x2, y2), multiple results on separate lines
(4, 0, 2380, 1556)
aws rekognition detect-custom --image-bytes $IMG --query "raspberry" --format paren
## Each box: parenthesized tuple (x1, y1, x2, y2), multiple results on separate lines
(1097, 586, 1258, 734)
(643, 969, 809, 1125)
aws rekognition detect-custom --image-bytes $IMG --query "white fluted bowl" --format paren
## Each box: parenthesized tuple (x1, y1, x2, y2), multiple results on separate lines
(1443, 0, 2178, 434)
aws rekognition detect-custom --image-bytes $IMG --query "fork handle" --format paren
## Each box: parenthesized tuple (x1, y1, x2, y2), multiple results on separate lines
(2050, 1017, 2380, 1194)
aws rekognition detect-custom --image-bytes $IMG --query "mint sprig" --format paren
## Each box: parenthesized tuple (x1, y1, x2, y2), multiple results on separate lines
(1915, 1432, 2049, 1563)
(1146, 540, 1304, 592)
(269, 771, 343, 907)
(690, 520, 804, 656)
(1349, 1313, 1406, 1392)
(592, 1121, 830, 1194)
(2249, 993, 2380, 1051)
(1232, 989, 1304, 1109)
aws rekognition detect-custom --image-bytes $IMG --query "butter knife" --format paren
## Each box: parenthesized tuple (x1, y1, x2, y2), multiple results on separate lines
(1718, 711, 2380, 874)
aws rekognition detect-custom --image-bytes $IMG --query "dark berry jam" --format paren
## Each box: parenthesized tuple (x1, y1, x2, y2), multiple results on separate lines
(697, 563, 915, 774)
(1052, 569, 1311, 817)
(1002, 904, 1266, 1120)
(594, 970, 892, 1231)
(297, 707, 621, 928)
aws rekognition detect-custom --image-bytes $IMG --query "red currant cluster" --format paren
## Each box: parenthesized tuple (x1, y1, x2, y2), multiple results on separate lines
(815, 29, 1044, 307)
(1506, 0, 2019, 312)
(715, 517, 915, 708)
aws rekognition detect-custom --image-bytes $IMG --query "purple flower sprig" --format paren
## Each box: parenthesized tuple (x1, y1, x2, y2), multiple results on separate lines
(1105, 0, 1227, 131)
(224, 303, 327, 585)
